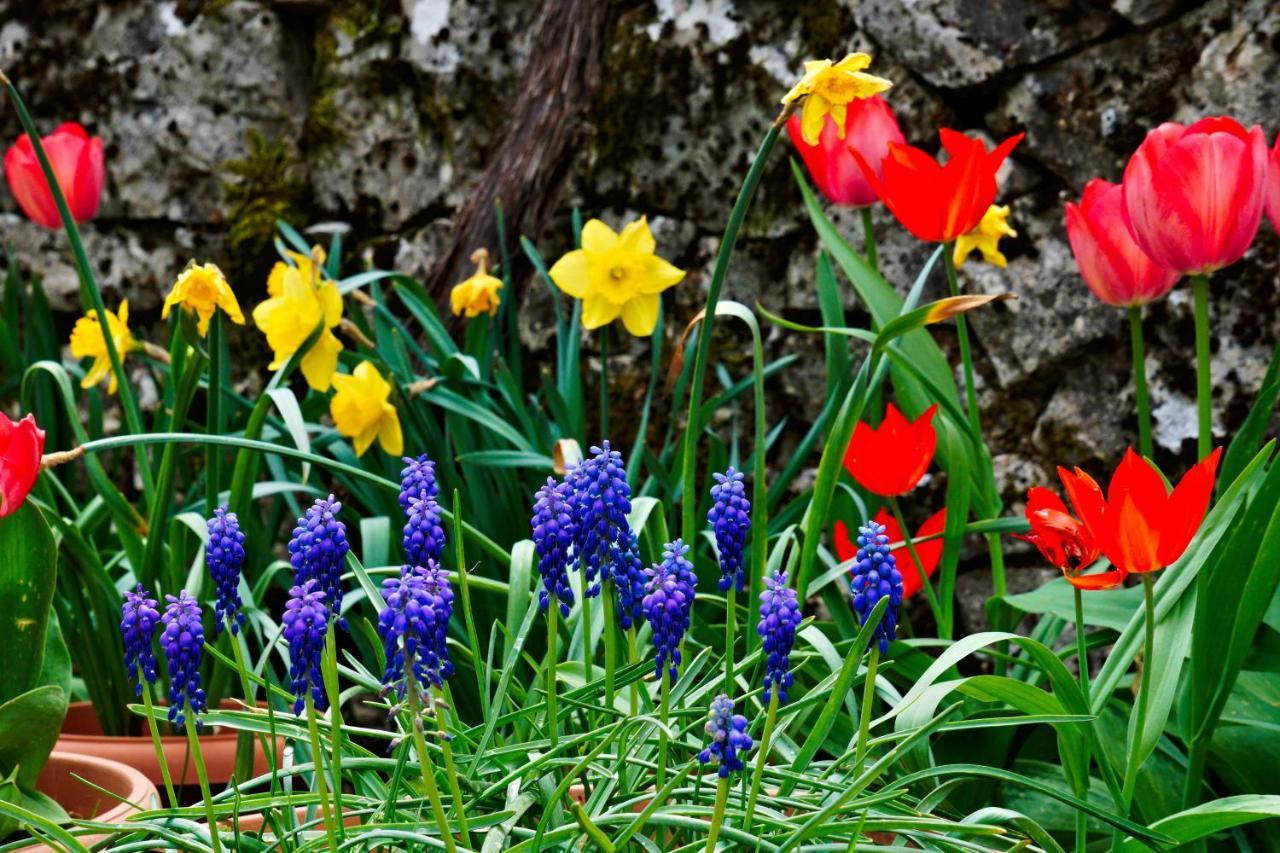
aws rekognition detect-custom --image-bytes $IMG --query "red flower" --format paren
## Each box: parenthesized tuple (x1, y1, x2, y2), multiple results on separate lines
(843, 403, 937, 497)
(1266, 132, 1280, 235)
(1015, 487, 1120, 589)
(787, 95, 904, 208)
(1121, 117, 1267, 275)
(1058, 448, 1221, 575)
(851, 129, 1023, 243)
(834, 507, 946, 600)
(1064, 179, 1179, 307)
(4, 122, 104, 230)
(0, 413, 45, 518)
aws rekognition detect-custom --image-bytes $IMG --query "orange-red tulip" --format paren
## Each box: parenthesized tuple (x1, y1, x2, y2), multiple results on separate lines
(843, 403, 937, 497)
(1015, 486, 1121, 589)
(1065, 179, 1178, 307)
(1057, 447, 1220, 575)
(1266, 132, 1280, 234)
(836, 506, 946, 599)
(4, 122, 104, 230)
(1121, 117, 1267, 275)
(0, 413, 45, 518)
(787, 95, 904, 208)
(851, 129, 1023, 243)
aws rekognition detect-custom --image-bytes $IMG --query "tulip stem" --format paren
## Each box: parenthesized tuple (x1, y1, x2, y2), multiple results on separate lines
(860, 208, 878, 273)
(1073, 586, 1090, 853)
(1121, 573, 1158, 820)
(942, 244, 982, 441)
(1128, 307, 1154, 460)
(888, 498, 946, 636)
(1191, 274, 1213, 460)
(854, 645, 880, 778)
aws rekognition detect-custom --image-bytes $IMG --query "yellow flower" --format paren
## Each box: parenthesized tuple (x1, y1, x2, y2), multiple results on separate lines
(68, 300, 138, 394)
(781, 53, 893, 145)
(161, 262, 245, 336)
(450, 249, 503, 318)
(329, 360, 403, 457)
(547, 217, 685, 336)
(252, 246, 344, 392)
(953, 205, 1017, 268)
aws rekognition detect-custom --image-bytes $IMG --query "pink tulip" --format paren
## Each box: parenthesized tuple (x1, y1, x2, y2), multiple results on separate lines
(1065, 179, 1178, 306)
(1121, 117, 1267, 275)
(3, 122, 104, 230)
(787, 95, 904, 208)
(1266, 132, 1280, 234)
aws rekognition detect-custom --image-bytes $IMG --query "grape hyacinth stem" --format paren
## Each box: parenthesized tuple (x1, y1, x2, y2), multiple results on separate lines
(436, 696, 471, 848)
(743, 690, 779, 831)
(305, 695, 339, 853)
(602, 582, 617, 713)
(186, 721, 222, 853)
(546, 603, 559, 748)
(888, 498, 945, 632)
(140, 687, 177, 809)
(854, 645, 880, 777)
(723, 585, 737, 694)
(657, 670, 671, 790)
(705, 776, 730, 853)
(406, 687, 457, 853)
(321, 626, 346, 844)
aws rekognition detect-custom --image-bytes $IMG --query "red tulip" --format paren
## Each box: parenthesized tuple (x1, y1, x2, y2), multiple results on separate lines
(843, 403, 937, 497)
(787, 95, 904, 208)
(1015, 486, 1121, 589)
(4, 122, 104, 230)
(1064, 179, 1178, 307)
(851, 129, 1023, 243)
(0, 413, 45, 518)
(1057, 447, 1220, 575)
(836, 507, 946, 599)
(1266, 132, 1280, 234)
(1121, 117, 1267, 275)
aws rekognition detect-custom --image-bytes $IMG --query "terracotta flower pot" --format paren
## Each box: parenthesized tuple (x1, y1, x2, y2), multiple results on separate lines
(17, 751, 159, 852)
(56, 701, 281, 788)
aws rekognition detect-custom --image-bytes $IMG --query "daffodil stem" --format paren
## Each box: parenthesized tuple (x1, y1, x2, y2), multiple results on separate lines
(305, 696, 339, 853)
(1191, 274, 1213, 460)
(854, 646, 880, 778)
(943, 244, 981, 440)
(705, 776, 730, 853)
(888, 498, 945, 636)
(1073, 586, 1090, 853)
(140, 686, 177, 809)
(680, 125, 781, 549)
(1127, 306, 1154, 460)
(860, 207, 878, 273)
(206, 312, 223, 514)
(743, 691, 778, 832)
(599, 324, 610, 438)
(187, 721, 222, 853)
(723, 584, 736, 694)
(546, 603, 559, 749)
(1183, 738, 1209, 810)
(406, 687, 457, 853)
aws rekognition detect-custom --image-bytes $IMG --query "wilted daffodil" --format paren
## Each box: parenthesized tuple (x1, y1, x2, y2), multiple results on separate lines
(69, 300, 138, 394)
(252, 246, 344, 392)
(162, 262, 245, 336)
(954, 204, 1017, 268)
(548, 217, 684, 336)
(451, 248, 503, 318)
(329, 360, 402, 457)
(782, 53, 892, 146)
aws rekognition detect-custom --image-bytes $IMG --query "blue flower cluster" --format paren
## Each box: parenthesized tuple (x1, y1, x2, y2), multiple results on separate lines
(758, 571, 801, 705)
(283, 580, 330, 715)
(849, 520, 903, 654)
(289, 495, 350, 629)
(697, 694, 754, 778)
(531, 477, 576, 617)
(611, 530, 646, 630)
(378, 562, 454, 703)
(121, 585, 160, 696)
(642, 539, 697, 681)
(206, 506, 246, 634)
(401, 455, 445, 567)
(160, 591, 207, 730)
(567, 442, 632, 598)
(399, 453, 439, 511)
(708, 468, 751, 593)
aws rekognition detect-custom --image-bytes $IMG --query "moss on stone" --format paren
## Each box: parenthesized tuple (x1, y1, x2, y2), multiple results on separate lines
(221, 130, 306, 264)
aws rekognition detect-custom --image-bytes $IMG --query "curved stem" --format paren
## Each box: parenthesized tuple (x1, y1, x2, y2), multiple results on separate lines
(943, 243, 981, 440)
(860, 208, 878, 273)
(406, 687, 457, 853)
(599, 325, 610, 438)
(1191, 274, 1213, 459)
(743, 691, 778, 831)
(704, 776, 730, 852)
(1128, 306, 1154, 460)
(854, 646, 880, 777)
(305, 696, 339, 853)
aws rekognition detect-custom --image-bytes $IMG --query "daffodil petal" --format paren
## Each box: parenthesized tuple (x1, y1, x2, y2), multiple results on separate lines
(549, 250, 592, 299)
(618, 217, 656, 255)
(581, 295, 622, 330)
(620, 294, 661, 336)
(580, 219, 619, 253)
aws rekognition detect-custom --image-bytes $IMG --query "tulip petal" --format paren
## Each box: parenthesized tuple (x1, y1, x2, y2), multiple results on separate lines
(1156, 447, 1221, 566)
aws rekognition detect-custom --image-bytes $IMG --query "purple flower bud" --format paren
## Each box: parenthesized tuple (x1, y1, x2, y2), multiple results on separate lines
(399, 453, 439, 513)
(849, 520, 903, 654)
(121, 585, 160, 696)
(642, 539, 696, 681)
(708, 468, 750, 593)
(283, 580, 329, 715)
(289, 495, 349, 630)
(697, 693, 753, 778)
(378, 562, 454, 704)
(758, 571, 800, 704)
(531, 477, 575, 617)
(160, 591, 207, 730)
(403, 496, 446, 568)
(566, 441, 632, 598)
(612, 531, 646, 631)
(206, 506, 247, 634)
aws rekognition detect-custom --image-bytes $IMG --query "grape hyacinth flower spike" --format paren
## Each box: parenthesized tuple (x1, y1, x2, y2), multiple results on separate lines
(531, 476, 575, 617)
(612, 530, 646, 630)
(283, 580, 330, 715)
(207, 506, 247, 633)
(698, 694, 754, 778)
(758, 571, 801, 704)
(289, 494, 349, 628)
(399, 453, 439, 511)
(849, 520, 903, 654)
(377, 564, 454, 710)
(403, 495, 446, 569)
(708, 467, 751, 593)
(567, 441, 632, 597)
(643, 539, 697, 681)
(160, 591, 208, 730)
(121, 585, 160, 695)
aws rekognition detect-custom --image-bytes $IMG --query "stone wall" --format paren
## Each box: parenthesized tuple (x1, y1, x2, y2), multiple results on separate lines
(3, 0, 1278, 577)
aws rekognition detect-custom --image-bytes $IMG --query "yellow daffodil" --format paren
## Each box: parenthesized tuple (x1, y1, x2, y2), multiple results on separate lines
(69, 301, 138, 394)
(329, 360, 402, 457)
(450, 249, 503, 318)
(252, 246, 344, 391)
(954, 204, 1017, 268)
(782, 53, 893, 145)
(547, 217, 685, 336)
(161, 262, 245, 336)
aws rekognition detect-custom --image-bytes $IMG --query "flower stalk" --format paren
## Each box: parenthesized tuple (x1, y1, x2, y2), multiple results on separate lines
(1191, 274, 1213, 460)
(1128, 306, 1154, 460)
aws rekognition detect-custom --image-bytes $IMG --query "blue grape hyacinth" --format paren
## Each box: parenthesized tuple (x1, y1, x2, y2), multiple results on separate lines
(399, 453, 439, 512)
(642, 539, 697, 681)
(758, 571, 801, 705)
(403, 495, 446, 568)
(206, 506, 247, 633)
(160, 591, 208, 730)
(612, 531, 646, 631)
(378, 562, 454, 704)
(121, 585, 160, 696)
(698, 694, 754, 778)
(283, 580, 330, 715)
(567, 442, 632, 598)
(289, 495, 349, 629)
(708, 468, 751, 593)
(849, 520, 904, 654)
(531, 476, 576, 617)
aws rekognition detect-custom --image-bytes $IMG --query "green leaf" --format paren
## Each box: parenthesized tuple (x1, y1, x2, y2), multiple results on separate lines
(814, 251, 849, 401)
(1220, 341, 1280, 490)
(0, 685, 66, 790)
(998, 576, 1141, 632)
(1118, 795, 1280, 852)
(0, 503, 57, 706)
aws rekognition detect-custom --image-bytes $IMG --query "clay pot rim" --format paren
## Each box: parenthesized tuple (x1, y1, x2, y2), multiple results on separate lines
(41, 750, 156, 824)
(60, 699, 267, 744)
